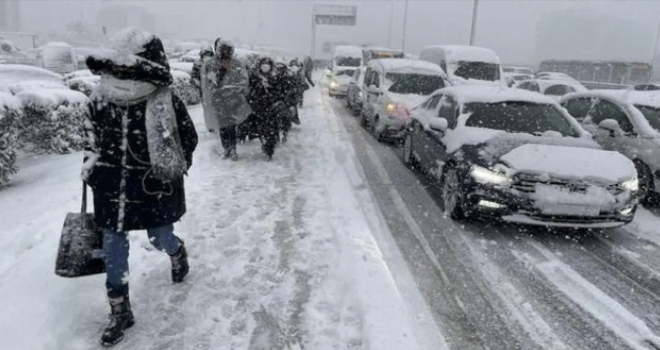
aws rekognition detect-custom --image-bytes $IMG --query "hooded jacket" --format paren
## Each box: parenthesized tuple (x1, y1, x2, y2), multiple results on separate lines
(200, 39, 252, 130)
(84, 28, 198, 232)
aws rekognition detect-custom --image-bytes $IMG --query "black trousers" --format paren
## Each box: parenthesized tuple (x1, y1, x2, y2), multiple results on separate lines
(219, 126, 237, 152)
(259, 113, 280, 157)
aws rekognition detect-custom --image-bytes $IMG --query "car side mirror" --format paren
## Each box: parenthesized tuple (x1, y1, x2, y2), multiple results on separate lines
(429, 118, 448, 132)
(598, 119, 622, 137)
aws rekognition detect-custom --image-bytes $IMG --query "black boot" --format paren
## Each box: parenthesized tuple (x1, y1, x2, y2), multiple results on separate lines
(170, 240, 189, 283)
(101, 291, 135, 347)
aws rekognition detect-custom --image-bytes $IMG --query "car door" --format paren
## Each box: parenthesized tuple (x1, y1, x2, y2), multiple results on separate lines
(424, 95, 456, 178)
(587, 99, 641, 156)
(347, 69, 360, 104)
(410, 94, 442, 167)
(365, 69, 382, 122)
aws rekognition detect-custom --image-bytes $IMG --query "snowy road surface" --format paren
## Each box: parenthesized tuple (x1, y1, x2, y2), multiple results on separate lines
(0, 87, 445, 350)
(327, 95, 660, 350)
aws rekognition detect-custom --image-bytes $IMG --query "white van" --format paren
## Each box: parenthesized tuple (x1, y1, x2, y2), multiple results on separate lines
(331, 45, 362, 69)
(419, 45, 504, 86)
(41, 42, 78, 74)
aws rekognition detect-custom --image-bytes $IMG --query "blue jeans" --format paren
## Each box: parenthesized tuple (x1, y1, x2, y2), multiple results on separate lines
(103, 224, 182, 295)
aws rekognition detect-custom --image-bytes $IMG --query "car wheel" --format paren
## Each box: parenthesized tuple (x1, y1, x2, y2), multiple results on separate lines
(403, 132, 417, 169)
(442, 165, 467, 220)
(372, 116, 382, 141)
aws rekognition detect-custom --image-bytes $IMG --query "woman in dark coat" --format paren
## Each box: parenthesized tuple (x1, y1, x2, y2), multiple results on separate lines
(83, 28, 198, 347)
(247, 56, 281, 159)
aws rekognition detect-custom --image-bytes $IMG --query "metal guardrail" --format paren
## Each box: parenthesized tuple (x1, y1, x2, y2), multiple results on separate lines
(579, 81, 631, 90)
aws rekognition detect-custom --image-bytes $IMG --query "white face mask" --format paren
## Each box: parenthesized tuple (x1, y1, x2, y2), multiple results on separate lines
(261, 64, 271, 73)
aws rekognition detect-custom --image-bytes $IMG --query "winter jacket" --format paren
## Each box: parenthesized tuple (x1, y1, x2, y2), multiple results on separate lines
(200, 55, 252, 131)
(84, 29, 198, 232)
(247, 62, 279, 116)
(273, 72, 298, 108)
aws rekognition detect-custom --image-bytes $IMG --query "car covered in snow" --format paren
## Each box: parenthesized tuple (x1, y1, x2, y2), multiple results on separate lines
(41, 42, 78, 74)
(535, 71, 577, 82)
(516, 79, 587, 100)
(419, 45, 505, 86)
(403, 85, 639, 228)
(503, 66, 534, 87)
(361, 59, 449, 142)
(327, 67, 357, 98)
(560, 90, 660, 203)
(346, 66, 367, 115)
(332, 45, 363, 69)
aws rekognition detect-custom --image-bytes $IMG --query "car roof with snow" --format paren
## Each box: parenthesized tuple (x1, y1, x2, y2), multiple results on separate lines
(436, 85, 558, 105)
(0, 64, 63, 87)
(527, 79, 587, 92)
(369, 58, 446, 76)
(561, 89, 660, 108)
(421, 45, 500, 63)
(364, 46, 404, 53)
(333, 45, 362, 57)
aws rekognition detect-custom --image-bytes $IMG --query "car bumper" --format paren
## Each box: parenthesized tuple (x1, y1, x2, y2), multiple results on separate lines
(465, 184, 636, 228)
(329, 85, 349, 96)
(378, 117, 410, 139)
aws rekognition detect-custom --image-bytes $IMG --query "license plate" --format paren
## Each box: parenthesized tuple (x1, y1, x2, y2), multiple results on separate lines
(540, 203, 600, 216)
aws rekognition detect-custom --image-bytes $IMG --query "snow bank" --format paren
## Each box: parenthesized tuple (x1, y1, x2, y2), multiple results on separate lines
(0, 64, 63, 87)
(171, 70, 200, 105)
(500, 144, 636, 183)
(8, 80, 67, 95)
(17, 89, 88, 154)
(169, 62, 193, 74)
(65, 76, 99, 97)
(0, 92, 21, 184)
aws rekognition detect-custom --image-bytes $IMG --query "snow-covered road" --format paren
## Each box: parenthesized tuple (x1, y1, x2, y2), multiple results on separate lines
(328, 95, 660, 350)
(0, 87, 445, 350)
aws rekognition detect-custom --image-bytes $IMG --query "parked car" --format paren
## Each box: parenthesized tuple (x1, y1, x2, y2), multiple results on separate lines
(327, 67, 357, 98)
(560, 90, 660, 202)
(516, 79, 587, 100)
(41, 42, 78, 74)
(419, 45, 505, 86)
(361, 59, 448, 142)
(346, 66, 367, 115)
(331, 45, 363, 69)
(535, 72, 577, 82)
(503, 66, 534, 87)
(632, 83, 660, 91)
(403, 85, 639, 228)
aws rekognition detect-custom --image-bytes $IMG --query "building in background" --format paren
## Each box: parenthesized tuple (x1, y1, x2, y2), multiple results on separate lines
(535, 9, 653, 65)
(98, 1, 155, 36)
(0, 0, 21, 32)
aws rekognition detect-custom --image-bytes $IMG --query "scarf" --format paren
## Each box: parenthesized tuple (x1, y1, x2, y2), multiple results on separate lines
(97, 76, 187, 182)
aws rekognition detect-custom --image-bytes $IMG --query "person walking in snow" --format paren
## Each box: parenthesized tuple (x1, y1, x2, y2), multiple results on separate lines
(273, 62, 298, 143)
(289, 58, 308, 109)
(247, 56, 280, 159)
(200, 38, 252, 160)
(191, 45, 214, 105)
(83, 28, 198, 347)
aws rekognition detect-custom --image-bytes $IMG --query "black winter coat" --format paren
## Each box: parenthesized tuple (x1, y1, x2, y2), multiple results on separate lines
(84, 92, 198, 232)
(273, 73, 298, 107)
(247, 72, 279, 115)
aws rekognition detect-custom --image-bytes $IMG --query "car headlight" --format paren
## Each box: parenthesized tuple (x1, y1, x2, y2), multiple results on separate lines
(470, 165, 512, 186)
(357, 91, 363, 98)
(621, 176, 639, 191)
(330, 81, 338, 88)
(386, 103, 396, 114)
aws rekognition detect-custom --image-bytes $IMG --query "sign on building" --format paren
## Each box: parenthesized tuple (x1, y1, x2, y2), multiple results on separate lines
(313, 4, 357, 26)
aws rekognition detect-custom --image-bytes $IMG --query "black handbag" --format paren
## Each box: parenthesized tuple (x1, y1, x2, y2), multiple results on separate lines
(55, 182, 106, 278)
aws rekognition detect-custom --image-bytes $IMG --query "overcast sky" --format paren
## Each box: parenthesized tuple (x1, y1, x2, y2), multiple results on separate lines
(16, 0, 660, 64)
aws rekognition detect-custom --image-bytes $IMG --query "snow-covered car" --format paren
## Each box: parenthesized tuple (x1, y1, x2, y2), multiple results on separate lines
(503, 66, 534, 76)
(516, 79, 587, 100)
(0, 64, 63, 89)
(179, 49, 201, 63)
(632, 83, 660, 91)
(169, 62, 194, 75)
(361, 59, 449, 142)
(419, 45, 505, 86)
(41, 42, 78, 74)
(403, 85, 638, 228)
(327, 67, 357, 98)
(346, 66, 367, 116)
(0, 38, 36, 65)
(535, 72, 577, 82)
(560, 90, 660, 202)
(504, 74, 532, 87)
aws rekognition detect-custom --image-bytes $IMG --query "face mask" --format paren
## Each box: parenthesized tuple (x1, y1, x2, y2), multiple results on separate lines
(261, 64, 271, 73)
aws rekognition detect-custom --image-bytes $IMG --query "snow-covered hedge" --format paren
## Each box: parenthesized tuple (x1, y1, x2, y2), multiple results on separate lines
(170, 62, 193, 75)
(16, 89, 89, 154)
(171, 70, 200, 105)
(0, 92, 22, 185)
(63, 70, 94, 82)
(65, 76, 99, 97)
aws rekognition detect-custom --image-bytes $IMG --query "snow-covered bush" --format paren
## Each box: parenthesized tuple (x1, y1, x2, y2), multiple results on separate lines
(170, 62, 193, 74)
(0, 92, 22, 185)
(8, 80, 66, 95)
(65, 76, 99, 97)
(63, 69, 93, 82)
(15, 89, 89, 154)
(171, 70, 200, 105)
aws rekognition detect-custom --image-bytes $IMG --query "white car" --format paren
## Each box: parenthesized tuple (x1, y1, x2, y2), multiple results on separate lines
(536, 72, 577, 82)
(516, 79, 587, 100)
(560, 90, 660, 202)
(419, 45, 505, 86)
(360, 58, 449, 141)
(327, 67, 357, 98)
(403, 85, 639, 228)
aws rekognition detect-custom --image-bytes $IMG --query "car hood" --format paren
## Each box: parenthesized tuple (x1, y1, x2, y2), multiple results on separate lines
(498, 143, 635, 184)
(386, 92, 428, 109)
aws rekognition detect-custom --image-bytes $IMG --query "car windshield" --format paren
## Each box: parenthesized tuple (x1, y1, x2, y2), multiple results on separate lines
(454, 61, 500, 81)
(634, 104, 660, 132)
(386, 73, 445, 95)
(335, 56, 361, 67)
(464, 101, 580, 137)
(334, 69, 354, 77)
